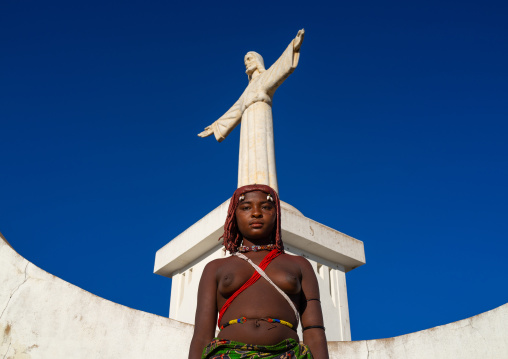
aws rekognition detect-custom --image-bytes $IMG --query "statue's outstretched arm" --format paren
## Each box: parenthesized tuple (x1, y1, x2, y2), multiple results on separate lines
(198, 99, 243, 142)
(198, 126, 214, 138)
(263, 29, 305, 94)
(293, 29, 305, 52)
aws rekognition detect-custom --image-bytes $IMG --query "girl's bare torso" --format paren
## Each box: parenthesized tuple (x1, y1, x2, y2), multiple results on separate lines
(215, 252, 304, 345)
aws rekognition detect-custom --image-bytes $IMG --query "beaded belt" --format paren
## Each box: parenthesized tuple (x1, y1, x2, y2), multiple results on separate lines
(219, 317, 295, 331)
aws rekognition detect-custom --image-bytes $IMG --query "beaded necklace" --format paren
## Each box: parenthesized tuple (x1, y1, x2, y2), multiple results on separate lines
(237, 244, 276, 253)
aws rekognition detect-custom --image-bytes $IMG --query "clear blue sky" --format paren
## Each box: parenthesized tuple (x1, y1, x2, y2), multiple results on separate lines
(1, 0, 507, 341)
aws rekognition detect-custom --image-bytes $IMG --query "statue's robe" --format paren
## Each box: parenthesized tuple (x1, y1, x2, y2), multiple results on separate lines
(209, 40, 301, 193)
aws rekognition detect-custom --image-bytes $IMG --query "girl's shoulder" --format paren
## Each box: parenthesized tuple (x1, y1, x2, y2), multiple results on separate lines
(279, 252, 311, 265)
(202, 255, 239, 274)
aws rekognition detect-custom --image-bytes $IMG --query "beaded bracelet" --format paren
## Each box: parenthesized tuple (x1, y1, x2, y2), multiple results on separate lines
(302, 325, 326, 331)
(306, 298, 321, 302)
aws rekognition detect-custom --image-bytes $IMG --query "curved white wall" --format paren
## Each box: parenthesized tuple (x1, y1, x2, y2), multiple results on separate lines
(1, 233, 507, 358)
(328, 303, 508, 358)
(0, 234, 193, 358)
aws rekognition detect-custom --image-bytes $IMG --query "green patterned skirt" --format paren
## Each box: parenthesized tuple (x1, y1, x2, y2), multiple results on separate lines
(201, 337, 313, 358)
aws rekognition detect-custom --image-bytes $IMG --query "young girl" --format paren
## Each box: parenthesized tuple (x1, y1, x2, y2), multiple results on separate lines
(189, 184, 329, 358)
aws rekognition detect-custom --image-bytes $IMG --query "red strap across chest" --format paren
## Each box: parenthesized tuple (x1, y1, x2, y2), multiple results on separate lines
(217, 249, 281, 327)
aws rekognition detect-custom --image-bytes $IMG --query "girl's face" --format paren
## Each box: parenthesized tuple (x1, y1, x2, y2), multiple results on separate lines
(235, 190, 276, 242)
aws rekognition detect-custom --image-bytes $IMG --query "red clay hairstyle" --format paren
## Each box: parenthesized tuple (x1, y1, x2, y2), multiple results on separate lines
(220, 184, 284, 254)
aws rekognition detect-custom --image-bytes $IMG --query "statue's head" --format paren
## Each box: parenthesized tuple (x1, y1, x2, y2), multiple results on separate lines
(245, 51, 266, 81)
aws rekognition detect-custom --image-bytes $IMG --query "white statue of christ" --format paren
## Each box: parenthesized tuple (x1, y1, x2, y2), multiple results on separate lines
(198, 29, 305, 193)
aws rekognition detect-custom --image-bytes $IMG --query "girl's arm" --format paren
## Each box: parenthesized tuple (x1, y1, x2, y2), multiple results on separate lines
(298, 257, 329, 359)
(188, 260, 219, 359)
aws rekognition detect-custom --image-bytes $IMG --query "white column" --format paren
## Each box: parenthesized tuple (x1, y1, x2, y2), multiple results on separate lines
(238, 102, 278, 192)
(333, 265, 351, 340)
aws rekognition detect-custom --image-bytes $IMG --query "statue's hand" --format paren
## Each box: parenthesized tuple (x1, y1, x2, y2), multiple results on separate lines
(198, 126, 214, 138)
(294, 29, 305, 51)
